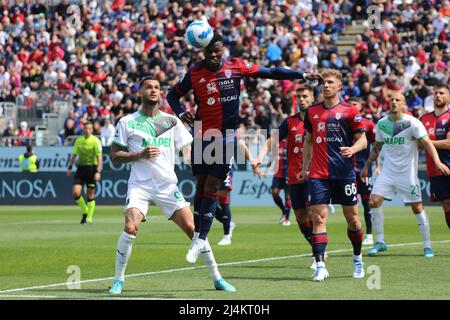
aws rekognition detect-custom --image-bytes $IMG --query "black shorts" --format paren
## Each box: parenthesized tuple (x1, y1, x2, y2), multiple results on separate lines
(430, 175, 450, 202)
(74, 165, 97, 189)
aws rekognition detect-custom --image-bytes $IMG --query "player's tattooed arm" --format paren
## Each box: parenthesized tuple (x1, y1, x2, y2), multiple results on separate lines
(110, 143, 160, 163)
(360, 141, 383, 180)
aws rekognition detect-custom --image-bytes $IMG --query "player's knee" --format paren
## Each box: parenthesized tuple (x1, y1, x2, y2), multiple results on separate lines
(411, 203, 423, 214)
(369, 197, 382, 208)
(124, 223, 138, 236)
(312, 212, 325, 226)
(72, 192, 81, 199)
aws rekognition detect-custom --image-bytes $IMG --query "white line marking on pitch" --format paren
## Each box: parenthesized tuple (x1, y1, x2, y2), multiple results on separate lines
(0, 240, 448, 296)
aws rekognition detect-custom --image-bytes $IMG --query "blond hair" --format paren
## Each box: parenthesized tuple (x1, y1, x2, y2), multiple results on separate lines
(321, 69, 342, 81)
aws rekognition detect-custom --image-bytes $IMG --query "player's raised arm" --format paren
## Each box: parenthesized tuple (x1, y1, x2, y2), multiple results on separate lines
(167, 72, 195, 127)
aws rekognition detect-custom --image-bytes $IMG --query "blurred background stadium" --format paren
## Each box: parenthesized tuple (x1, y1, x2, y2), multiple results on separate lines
(1, 0, 448, 206)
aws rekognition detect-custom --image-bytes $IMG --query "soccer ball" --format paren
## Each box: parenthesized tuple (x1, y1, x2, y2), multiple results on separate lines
(185, 20, 214, 48)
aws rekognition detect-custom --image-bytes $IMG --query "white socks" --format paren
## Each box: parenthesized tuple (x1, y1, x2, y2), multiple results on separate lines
(415, 210, 431, 248)
(114, 231, 135, 281)
(199, 239, 222, 281)
(371, 207, 385, 244)
(353, 254, 362, 262)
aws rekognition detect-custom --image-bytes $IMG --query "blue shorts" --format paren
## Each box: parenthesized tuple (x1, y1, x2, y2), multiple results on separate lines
(191, 136, 236, 181)
(308, 178, 358, 206)
(430, 175, 450, 202)
(356, 172, 372, 199)
(288, 183, 308, 209)
(272, 176, 287, 189)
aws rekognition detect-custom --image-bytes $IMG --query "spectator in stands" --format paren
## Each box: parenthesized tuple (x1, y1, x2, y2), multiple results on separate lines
(17, 120, 32, 146)
(2, 120, 17, 146)
(100, 117, 115, 147)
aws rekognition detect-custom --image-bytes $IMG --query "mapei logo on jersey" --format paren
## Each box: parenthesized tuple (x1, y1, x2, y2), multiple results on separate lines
(206, 82, 218, 94)
(317, 122, 326, 132)
(354, 114, 362, 122)
(224, 69, 232, 78)
(384, 136, 405, 145)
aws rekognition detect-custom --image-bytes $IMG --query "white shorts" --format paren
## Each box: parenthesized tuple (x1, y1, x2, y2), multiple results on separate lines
(125, 178, 190, 220)
(372, 171, 422, 204)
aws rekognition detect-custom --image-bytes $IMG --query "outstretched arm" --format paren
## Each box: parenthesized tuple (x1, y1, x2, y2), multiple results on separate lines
(256, 67, 323, 82)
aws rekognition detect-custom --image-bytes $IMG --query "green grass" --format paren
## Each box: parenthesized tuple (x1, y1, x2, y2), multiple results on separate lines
(0, 205, 449, 300)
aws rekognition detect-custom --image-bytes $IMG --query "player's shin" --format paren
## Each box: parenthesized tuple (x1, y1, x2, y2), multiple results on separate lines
(371, 207, 385, 243)
(362, 198, 372, 234)
(219, 195, 231, 235)
(348, 228, 364, 259)
(311, 233, 328, 262)
(86, 199, 95, 222)
(114, 231, 136, 281)
(74, 196, 88, 213)
(199, 239, 221, 281)
(415, 210, 431, 249)
(193, 191, 203, 238)
(198, 192, 219, 240)
(445, 211, 450, 229)
(299, 220, 313, 246)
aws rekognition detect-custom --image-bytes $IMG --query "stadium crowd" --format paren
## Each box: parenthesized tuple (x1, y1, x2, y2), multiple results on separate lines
(0, 0, 449, 146)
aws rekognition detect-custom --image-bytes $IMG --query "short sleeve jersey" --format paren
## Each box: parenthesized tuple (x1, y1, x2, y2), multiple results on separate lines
(304, 101, 365, 179)
(420, 110, 450, 177)
(113, 109, 193, 183)
(278, 113, 306, 184)
(73, 135, 102, 166)
(174, 58, 259, 134)
(375, 114, 428, 176)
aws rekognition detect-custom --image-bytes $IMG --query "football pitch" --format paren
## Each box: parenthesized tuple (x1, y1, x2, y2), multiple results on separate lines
(0, 205, 449, 300)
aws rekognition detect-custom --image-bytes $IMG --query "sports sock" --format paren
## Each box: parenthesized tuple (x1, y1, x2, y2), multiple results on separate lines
(371, 207, 385, 243)
(114, 231, 135, 281)
(362, 197, 372, 234)
(273, 195, 285, 214)
(74, 196, 88, 213)
(311, 232, 328, 263)
(86, 199, 95, 222)
(219, 195, 231, 235)
(193, 191, 203, 233)
(299, 220, 313, 246)
(199, 192, 218, 240)
(284, 198, 292, 219)
(199, 239, 221, 281)
(348, 228, 363, 256)
(445, 211, 450, 229)
(415, 210, 431, 248)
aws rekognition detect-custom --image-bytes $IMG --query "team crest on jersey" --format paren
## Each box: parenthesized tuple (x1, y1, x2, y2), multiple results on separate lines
(225, 69, 232, 78)
(207, 82, 218, 94)
(295, 134, 302, 142)
(354, 114, 362, 122)
(335, 112, 342, 120)
(318, 122, 325, 132)
(443, 119, 448, 126)
(246, 63, 253, 69)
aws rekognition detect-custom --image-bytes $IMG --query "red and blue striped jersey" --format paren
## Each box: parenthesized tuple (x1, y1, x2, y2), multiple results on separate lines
(304, 101, 365, 179)
(355, 118, 376, 174)
(421, 110, 450, 177)
(278, 113, 306, 185)
(173, 58, 259, 135)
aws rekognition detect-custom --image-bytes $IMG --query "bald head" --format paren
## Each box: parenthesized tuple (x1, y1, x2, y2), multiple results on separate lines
(389, 91, 406, 117)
